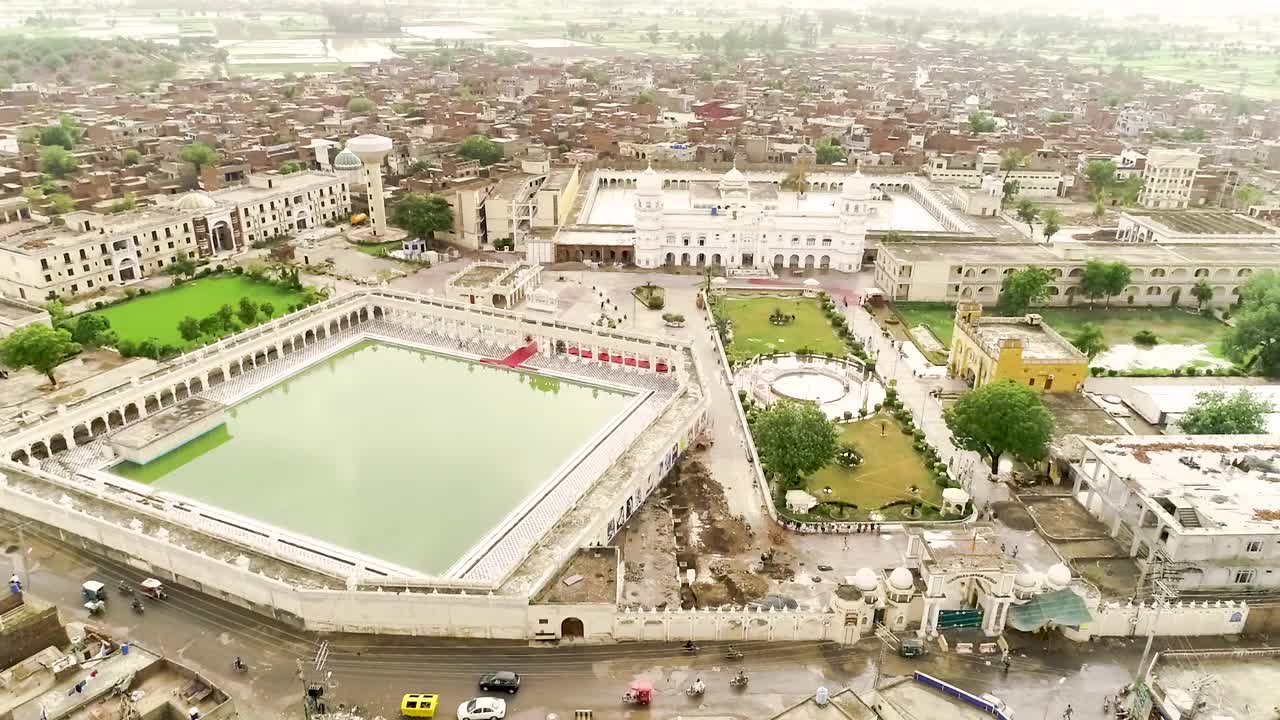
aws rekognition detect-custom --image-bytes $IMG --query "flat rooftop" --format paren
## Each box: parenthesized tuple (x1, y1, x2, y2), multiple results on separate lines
(1133, 211, 1279, 236)
(882, 239, 1280, 266)
(971, 317, 1081, 360)
(1152, 651, 1280, 720)
(109, 396, 225, 450)
(209, 170, 338, 204)
(1081, 435, 1280, 533)
(0, 208, 188, 252)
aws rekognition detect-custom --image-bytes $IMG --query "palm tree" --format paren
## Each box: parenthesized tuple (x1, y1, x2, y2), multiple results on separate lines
(998, 148, 1026, 206)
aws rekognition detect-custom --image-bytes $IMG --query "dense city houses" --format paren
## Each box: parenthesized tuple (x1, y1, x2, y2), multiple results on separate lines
(3, 11, 1280, 720)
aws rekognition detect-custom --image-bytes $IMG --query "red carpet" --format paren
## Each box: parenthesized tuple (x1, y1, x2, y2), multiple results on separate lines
(482, 342, 537, 369)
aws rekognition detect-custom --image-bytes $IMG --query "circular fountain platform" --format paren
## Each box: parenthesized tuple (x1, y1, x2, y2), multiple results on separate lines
(771, 370, 849, 404)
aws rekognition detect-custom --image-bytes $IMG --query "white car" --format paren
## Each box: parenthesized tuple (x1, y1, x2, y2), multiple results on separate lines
(457, 697, 506, 720)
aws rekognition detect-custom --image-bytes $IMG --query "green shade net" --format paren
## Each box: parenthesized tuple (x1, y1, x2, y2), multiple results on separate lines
(1006, 589, 1093, 632)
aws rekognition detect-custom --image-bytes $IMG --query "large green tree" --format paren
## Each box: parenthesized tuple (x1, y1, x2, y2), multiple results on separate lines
(1190, 279, 1214, 310)
(815, 139, 845, 165)
(998, 148, 1026, 204)
(1224, 270, 1280, 376)
(1234, 184, 1264, 209)
(459, 135, 502, 166)
(752, 399, 839, 489)
(71, 313, 113, 347)
(944, 379, 1054, 474)
(0, 324, 80, 387)
(1084, 160, 1115, 200)
(1178, 390, 1273, 435)
(1079, 259, 1131, 307)
(179, 142, 219, 172)
(39, 146, 79, 178)
(1014, 198, 1039, 233)
(38, 115, 82, 150)
(968, 112, 996, 133)
(997, 265, 1054, 315)
(346, 97, 375, 112)
(391, 192, 454, 243)
(1070, 323, 1108, 359)
(1040, 208, 1063, 241)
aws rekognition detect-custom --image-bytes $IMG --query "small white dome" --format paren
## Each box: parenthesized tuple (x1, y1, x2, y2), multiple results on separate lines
(333, 148, 362, 171)
(889, 567, 913, 591)
(719, 165, 748, 191)
(636, 164, 662, 194)
(1015, 571, 1037, 588)
(842, 168, 872, 201)
(1046, 563, 1072, 589)
(176, 191, 216, 211)
(853, 568, 878, 592)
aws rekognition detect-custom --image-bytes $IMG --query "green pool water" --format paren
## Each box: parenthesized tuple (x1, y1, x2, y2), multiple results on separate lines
(113, 340, 632, 574)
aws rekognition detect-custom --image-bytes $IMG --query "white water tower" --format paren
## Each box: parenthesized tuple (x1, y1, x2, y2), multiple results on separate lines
(345, 134, 393, 237)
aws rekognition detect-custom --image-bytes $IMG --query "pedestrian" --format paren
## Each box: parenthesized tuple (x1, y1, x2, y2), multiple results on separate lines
(1001, 543, 1006, 554)
(1012, 546, 1019, 559)
(1063, 704, 1073, 719)
(8, 574, 19, 593)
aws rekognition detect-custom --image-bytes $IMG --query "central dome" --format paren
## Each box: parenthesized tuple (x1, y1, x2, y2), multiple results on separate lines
(175, 191, 216, 211)
(332, 148, 362, 171)
(636, 164, 662, 194)
(842, 168, 872, 201)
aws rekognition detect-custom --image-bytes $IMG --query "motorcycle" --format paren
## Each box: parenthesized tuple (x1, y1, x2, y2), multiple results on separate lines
(131, 599, 144, 614)
(723, 649, 744, 661)
(685, 682, 706, 697)
(682, 644, 700, 655)
(729, 672, 749, 689)
(118, 580, 133, 596)
(232, 659, 248, 674)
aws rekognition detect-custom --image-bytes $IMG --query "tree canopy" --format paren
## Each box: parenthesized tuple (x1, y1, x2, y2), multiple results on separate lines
(39, 145, 79, 178)
(0, 324, 80, 386)
(346, 97, 375, 112)
(1084, 160, 1116, 200)
(997, 265, 1053, 315)
(1070, 323, 1108, 359)
(968, 112, 996, 133)
(752, 399, 838, 489)
(1223, 270, 1280, 376)
(1078, 259, 1131, 306)
(1178, 390, 1273, 435)
(944, 379, 1054, 474)
(1014, 198, 1039, 232)
(391, 192, 454, 242)
(1040, 208, 1063, 241)
(458, 135, 502, 166)
(70, 313, 114, 347)
(179, 143, 219, 171)
(1190, 279, 1214, 309)
(815, 140, 846, 165)
(279, 160, 305, 174)
(38, 115, 82, 150)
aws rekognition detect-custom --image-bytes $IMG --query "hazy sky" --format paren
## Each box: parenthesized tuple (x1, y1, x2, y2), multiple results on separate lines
(861, 0, 1280, 20)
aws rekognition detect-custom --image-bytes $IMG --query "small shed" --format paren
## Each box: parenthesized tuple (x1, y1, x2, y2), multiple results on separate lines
(784, 489, 818, 514)
(941, 487, 970, 517)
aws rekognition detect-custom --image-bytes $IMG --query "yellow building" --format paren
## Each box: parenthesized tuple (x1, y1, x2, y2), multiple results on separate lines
(948, 302, 1088, 393)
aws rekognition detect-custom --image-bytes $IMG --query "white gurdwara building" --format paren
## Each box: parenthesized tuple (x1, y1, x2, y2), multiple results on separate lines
(536, 165, 904, 273)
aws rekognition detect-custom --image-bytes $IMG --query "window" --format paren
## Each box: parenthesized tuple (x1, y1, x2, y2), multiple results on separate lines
(79, 249, 87, 260)
(71, 284, 78, 293)
(1233, 570, 1255, 584)
(82, 264, 89, 272)
(44, 274, 52, 283)
(168, 242, 175, 249)
(1246, 541, 1263, 553)
(108, 274, 115, 282)
(1028, 378, 1036, 387)
(40, 259, 49, 270)
(63, 253, 71, 264)
(86, 280, 94, 288)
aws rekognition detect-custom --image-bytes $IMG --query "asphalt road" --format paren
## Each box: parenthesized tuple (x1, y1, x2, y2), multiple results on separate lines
(4, 516, 1199, 720)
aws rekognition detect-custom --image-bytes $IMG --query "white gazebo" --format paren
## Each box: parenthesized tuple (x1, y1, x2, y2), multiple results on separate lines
(785, 489, 818, 514)
(802, 277, 822, 297)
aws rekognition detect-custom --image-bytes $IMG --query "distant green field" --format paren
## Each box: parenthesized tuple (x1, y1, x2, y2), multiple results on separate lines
(228, 62, 349, 77)
(1059, 50, 1280, 100)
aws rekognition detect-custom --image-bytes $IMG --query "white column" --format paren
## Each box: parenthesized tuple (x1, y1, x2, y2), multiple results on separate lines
(365, 160, 388, 237)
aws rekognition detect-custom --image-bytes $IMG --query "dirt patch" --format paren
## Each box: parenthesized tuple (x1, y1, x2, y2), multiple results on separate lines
(620, 456, 773, 609)
(535, 548, 618, 604)
(663, 458, 753, 556)
(992, 501, 1036, 531)
(1021, 495, 1113, 540)
(1073, 556, 1141, 599)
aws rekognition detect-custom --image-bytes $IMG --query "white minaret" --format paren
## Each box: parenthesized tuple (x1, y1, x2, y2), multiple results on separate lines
(346, 134, 393, 237)
(634, 164, 664, 267)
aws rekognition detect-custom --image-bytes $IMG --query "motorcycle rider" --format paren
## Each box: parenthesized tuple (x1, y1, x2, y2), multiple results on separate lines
(689, 677, 705, 695)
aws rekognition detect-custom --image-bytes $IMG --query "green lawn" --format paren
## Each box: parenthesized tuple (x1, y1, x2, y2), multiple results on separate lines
(719, 295, 845, 361)
(1034, 307, 1231, 354)
(892, 303, 1233, 358)
(93, 275, 306, 347)
(806, 414, 941, 521)
(350, 240, 400, 257)
(892, 302, 958, 346)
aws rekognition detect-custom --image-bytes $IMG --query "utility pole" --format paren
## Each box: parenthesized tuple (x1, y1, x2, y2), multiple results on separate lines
(1134, 579, 1174, 683)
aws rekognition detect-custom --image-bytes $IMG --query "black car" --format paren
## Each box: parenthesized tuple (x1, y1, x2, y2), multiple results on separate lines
(479, 671, 521, 694)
